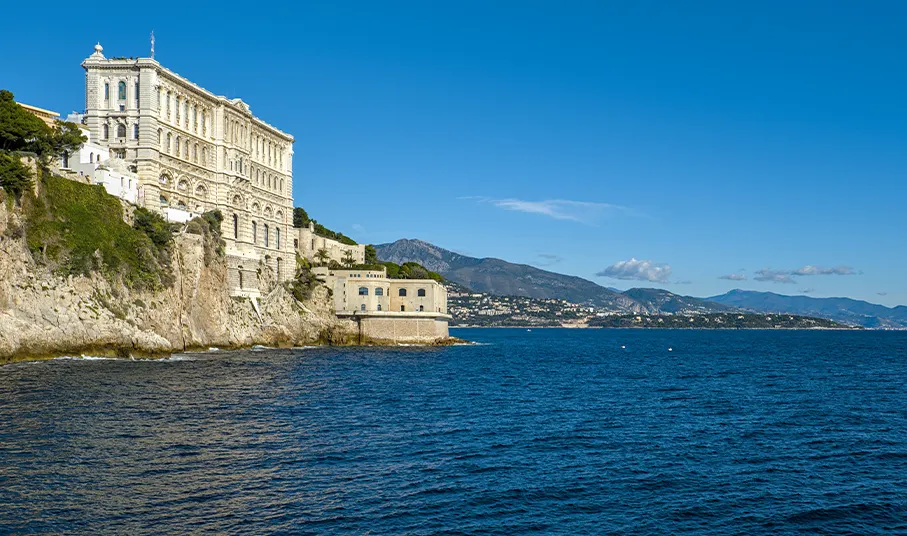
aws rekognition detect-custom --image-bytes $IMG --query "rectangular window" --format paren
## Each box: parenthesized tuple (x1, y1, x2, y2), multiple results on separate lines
(135, 82, 139, 107)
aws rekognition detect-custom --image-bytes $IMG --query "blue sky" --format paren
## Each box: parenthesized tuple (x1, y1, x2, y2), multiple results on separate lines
(1, 1, 905, 305)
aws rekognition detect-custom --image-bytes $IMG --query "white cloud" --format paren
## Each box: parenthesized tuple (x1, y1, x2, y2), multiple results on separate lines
(597, 258, 672, 283)
(719, 274, 748, 281)
(754, 269, 797, 284)
(674, 280, 693, 285)
(460, 196, 630, 223)
(754, 265, 858, 284)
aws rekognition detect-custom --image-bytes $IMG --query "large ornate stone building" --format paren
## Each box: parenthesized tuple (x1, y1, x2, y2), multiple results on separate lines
(81, 43, 294, 297)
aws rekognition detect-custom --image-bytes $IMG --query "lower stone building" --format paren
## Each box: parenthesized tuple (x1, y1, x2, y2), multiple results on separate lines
(314, 266, 450, 343)
(296, 222, 365, 265)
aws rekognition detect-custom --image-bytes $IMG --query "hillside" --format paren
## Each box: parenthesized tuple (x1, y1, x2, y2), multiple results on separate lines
(375, 239, 639, 311)
(622, 288, 733, 314)
(707, 290, 907, 329)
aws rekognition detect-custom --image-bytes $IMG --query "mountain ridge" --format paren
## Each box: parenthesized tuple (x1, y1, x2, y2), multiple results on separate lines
(707, 289, 907, 329)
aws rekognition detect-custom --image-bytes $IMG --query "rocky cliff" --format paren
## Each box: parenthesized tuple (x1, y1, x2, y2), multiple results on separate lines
(0, 194, 356, 362)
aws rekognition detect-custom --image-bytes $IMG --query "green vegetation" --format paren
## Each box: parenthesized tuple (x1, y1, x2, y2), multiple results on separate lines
(24, 173, 174, 289)
(0, 152, 33, 198)
(186, 210, 226, 263)
(364, 244, 378, 264)
(0, 90, 85, 161)
(345, 261, 444, 281)
(587, 313, 857, 329)
(291, 205, 357, 245)
(1, 89, 86, 201)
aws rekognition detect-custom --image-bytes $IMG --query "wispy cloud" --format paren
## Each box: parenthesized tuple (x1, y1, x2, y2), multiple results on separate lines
(674, 280, 693, 285)
(754, 265, 859, 284)
(719, 273, 748, 281)
(459, 196, 631, 223)
(597, 258, 672, 283)
(801, 288, 815, 294)
(878, 292, 888, 296)
(535, 253, 563, 267)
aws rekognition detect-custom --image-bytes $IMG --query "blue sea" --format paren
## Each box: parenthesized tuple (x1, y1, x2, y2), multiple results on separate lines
(2, 329, 906, 534)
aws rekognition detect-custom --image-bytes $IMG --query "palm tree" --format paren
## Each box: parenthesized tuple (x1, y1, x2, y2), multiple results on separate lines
(342, 250, 355, 268)
(315, 248, 330, 267)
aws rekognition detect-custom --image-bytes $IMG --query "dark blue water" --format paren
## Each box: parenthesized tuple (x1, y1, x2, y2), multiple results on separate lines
(2, 329, 907, 534)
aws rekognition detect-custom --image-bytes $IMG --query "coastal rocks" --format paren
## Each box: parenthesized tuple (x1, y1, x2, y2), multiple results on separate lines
(0, 212, 356, 362)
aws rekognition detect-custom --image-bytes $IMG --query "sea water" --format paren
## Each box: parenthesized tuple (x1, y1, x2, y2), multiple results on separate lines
(1, 329, 906, 534)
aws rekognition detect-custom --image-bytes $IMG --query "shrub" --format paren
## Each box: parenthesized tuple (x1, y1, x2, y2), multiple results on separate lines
(25, 173, 173, 289)
(0, 152, 33, 199)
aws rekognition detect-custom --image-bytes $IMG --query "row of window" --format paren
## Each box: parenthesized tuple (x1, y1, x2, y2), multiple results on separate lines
(359, 304, 426, 312)
(233, 214, 283, 249)
(101, 123, 139, 141)
(160, 89, 209, 138)
(159, 131, 209, 165)
(103, 81, 138, 107)
(358, 287, 427, 297)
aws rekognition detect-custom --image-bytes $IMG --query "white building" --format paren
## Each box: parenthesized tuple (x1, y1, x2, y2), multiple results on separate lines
(80, 43, 296, 296)
(58, 113, 140, 204)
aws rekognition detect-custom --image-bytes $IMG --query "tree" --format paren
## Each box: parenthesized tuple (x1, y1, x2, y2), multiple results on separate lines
(293, 207, 310, 228)
(315, 248, 330, 267)
(364, 244, 378, 264)
(0, 152, 33, 198)
(49, 120, 87, 160)
(0, 90, 85, 161)
(342, 249, 355, 268)
(0, 90, 52, 154)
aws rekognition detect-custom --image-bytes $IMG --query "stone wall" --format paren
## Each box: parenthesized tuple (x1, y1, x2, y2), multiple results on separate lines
(349, 314, 450, 344)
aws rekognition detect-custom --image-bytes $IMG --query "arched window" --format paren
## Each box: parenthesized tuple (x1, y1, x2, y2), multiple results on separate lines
(117, 124, 126, 138)
(201, 111, 206, 136)
(399, 288, 407, 297)
(419, 305, 425, 311)
(263, 224, 269, 247)
(118, 81, 126, 100)
(133, 124, 139, 140)
(175, 136, 181, 156)
(276, 227, 281, 249)
(252, 221, 257, 243)
(233, 214, 238, 239)
(361, 304, 366, 312)
(238, 268, 244, 289)
(400, 305, 406, 312)
(418, 289, 426, 297)
(375, 287, 384, 296)
(104, 82, 109, 100)
(166, 91, 171, 116)
(358, 287, 369, 296)
(160, 195, 169, 206)
(157, 129, 162, 146)
(89, 153, 94, 163)
(184, 140, 189, 158)
(193, 143, 198, 163)
(166, 133, 172, 153)
(377, 304, 382, 311)
(276, 257, 282, 280)
(202, 147, 207, 164)
(102, 124, 109, 140)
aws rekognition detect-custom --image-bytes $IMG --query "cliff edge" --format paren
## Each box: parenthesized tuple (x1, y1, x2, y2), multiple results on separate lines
(0, 178, 356, 362)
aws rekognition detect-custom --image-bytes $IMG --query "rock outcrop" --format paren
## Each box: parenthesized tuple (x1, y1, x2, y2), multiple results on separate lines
(0, 199, 356, 362)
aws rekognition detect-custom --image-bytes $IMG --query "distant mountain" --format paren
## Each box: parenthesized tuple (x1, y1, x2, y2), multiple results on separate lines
(623, 288, 734, 314)
(375, 239, 639, 310)
(707, 290, 907, 329)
